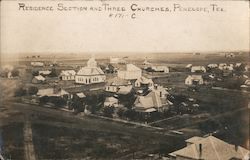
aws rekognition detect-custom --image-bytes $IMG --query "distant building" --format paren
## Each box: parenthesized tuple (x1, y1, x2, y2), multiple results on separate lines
(186, 64, 192, 68)
(37, 88, 69, 97)
(7, 71, 12, 78)
(151, 66, 169, 73)
(110, 57, 126, 64)
(31, 62, 44, 67)
(75, 57, 106, 84)
(32, 75, 46, 84)
(169, 135, 249, 160)
(39, 70, 51, 76)
(245, 64, 250, 72)
(185, 75, 204, 85)
(60, 70, 76, 81)
(191, 66, 206, 73)
(118, 64, 142, 80)
(135, 76, 154, 88)
(142, 58, 152, 66)
(207, 64, 218, 68)
(218, 63, 234, 71)
(133, 85, 170, 113)
(105, 77, 132, 94)
(225, 52, 236, 58)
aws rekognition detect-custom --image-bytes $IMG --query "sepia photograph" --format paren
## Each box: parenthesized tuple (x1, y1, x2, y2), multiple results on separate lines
(0, 0, 249, 159)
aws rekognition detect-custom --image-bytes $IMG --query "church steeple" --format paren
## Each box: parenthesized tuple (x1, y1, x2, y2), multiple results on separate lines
(87, 55, 97, 67)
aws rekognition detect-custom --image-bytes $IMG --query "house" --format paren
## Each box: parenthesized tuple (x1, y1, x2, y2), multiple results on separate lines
(76, 92, 86, 98)
(75, 57, 106, 84)
(31, 62, 44, 67)
(106, 77, 132, 93)
(117, 64, 142, 80)
(245, 79, 250, 86)
(191, 66, 206, 73)
(32, 75, 46, 84)
(207, 64, 218, 68)
(7, 71, 12, 78)
(60, 70, 76, 80)
(110, 57, 126, 64)
(37, 88, 69, 97)
(245, 64, 250, 72)
(169, 135, 249, 160)
(135, 76, 154, 88)
(186, 64, 192, 68)
(143, 58, 152, 66)
(225, 52, 236, 58)
(133, 85, 170, 113)
(39, 70, 51, 76)
(151, 66, 169, 73)
(219, 63, 234, 71)
(185, 75, 204, 85)
(104, 97, 119, 107)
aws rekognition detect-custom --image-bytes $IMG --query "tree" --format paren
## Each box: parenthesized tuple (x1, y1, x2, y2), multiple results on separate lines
(14, 87, 26, 96)
(27, 86, 38, 95)
(39, 96, 49, 105)
(49, 68, 58, 77)
(117, 108, 125, 118)
(11, 69, 19, 77)
(32, 70, 39, 76)
(103, 106, 114, 118)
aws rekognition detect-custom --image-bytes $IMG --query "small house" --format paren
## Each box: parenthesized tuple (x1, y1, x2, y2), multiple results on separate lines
(151, 66, 169, 73)
(32, 75, 46, 84)
(37, 88, 69, 97)
(185, 75, 204, 85)
(31, 62, 44, 67)
(135, 76, 154, 88)
(39, 70, 52, 76)
(106, 77, 132, 93)
(207, 64, 218, 68)
(60, 70, 76, 80)
(169, 136, 249, 160)
(191, 66, 206, 73)
(133, 85, 170, 113)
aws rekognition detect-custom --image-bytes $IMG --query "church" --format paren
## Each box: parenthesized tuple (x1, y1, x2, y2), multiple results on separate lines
(75, 57, 106, 84)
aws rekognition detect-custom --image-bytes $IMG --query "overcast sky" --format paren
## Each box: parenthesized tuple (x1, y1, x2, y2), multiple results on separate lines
(1, 0, 249, 56)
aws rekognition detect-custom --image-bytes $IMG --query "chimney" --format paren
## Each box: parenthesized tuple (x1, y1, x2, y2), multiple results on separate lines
(199, 144, 202, 158)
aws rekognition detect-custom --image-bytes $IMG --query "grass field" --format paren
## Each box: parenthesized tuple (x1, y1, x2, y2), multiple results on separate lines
(31, 114, 185, 159)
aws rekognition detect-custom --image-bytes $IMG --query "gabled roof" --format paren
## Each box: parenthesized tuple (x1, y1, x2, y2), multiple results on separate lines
(34, 75, 45, 81)
(192, 66, 205, 69)
(77, 67, 104, 76)
(135, 91, 164, 109)
(117, 86, 133, 95)
(60, 70, 76, 76)
(126, 64, 141, 71)
(170, 136, 249, 160)
(37, 88, 69, 97)
(76, 92, 86, 98)
(39, 70, 51, 75)
(136, 76, 153, 85)
(187, 75, 203, 80)
(105, 97, 118, 103)
(107, 77, 131, 86)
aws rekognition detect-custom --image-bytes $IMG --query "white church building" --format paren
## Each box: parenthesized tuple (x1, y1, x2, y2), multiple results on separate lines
(75, 57, 106, 84)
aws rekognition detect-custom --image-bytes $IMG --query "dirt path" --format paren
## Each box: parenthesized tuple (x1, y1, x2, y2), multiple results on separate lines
(24, 120, 36, 160)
